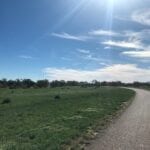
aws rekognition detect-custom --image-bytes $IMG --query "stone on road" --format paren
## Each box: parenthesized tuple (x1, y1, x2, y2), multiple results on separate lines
(86, 88, 150, 150)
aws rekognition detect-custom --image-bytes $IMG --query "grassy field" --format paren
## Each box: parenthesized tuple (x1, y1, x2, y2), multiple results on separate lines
(0, 87, 135, 150)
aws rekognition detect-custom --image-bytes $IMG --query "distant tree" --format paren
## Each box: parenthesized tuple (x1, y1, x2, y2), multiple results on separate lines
(66, 81, 79, 86)
(59, 80, 66, 86)
(7, 80, 16, 89)
(22, 79, 35, 88)
(0, 79, 8, 88)
(133, 81, 141, 87)
(50, 80, 66, 87)
(15, 79, 22, 88)
(0, 78, 150, 89)
(109, 81, 122, 86)
(0, 82, 2, 88)
(80, 81, 89, 87)
(92, 80, 101, 87)
(50, 80, 80, 87)
(100, 81, 107, 86)
(36, 80, 49, 88)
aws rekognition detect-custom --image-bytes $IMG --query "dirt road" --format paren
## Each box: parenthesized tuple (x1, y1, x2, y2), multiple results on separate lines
(86, 88, 150, 150)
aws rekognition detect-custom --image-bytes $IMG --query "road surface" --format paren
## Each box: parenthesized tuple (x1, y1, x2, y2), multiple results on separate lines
(86, 88, 150, 150)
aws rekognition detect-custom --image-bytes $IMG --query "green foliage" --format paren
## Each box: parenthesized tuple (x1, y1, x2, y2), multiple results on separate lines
(1, 98, 11, 104)
(54, 95, 61, 100)
(36, 80, 49, 88)
(0, 87, 135, 150)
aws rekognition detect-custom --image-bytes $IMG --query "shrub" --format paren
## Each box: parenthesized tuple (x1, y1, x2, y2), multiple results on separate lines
(1, 98, 11, 104)
(54, 95, 60, 100)
(29, 134, 35, 140)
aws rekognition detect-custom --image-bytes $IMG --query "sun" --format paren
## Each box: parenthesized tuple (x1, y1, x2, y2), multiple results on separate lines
(108, 0, 115, 5)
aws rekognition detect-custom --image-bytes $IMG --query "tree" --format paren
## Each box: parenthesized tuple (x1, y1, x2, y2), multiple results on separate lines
(50, 80, 66, 87)
(22, 79, 35, 88)
(66, 81, 79, 86)
(36, 80, 49, 88)
(0, 79, 8, 88)
(7, 80, 16, 89)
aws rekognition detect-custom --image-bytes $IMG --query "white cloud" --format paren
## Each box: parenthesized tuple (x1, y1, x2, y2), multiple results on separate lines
(125, 30, 150, 41)
(114, 16, 130, 22)
(19, 55, 33, 59)
(89, 29, 120, 37)
(77, 49, 90, 54)
(43, 64, 150, 82)
(51, 32, 88, 41)
(61, 57, 72, 61)
(83, 54, 100, 61)
(132, 9, 150, 26)
(116, 9, 150, 26)
(99, 62, 109, 66)
(102, 39, 143, 49)
(104, 46, 112, 49)
(81, 54, 110, 64)
(122, 51, 150, 58)
(76, 48, 101, 62)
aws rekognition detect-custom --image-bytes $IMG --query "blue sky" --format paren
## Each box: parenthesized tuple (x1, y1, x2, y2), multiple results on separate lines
(1, 0, 150, 82)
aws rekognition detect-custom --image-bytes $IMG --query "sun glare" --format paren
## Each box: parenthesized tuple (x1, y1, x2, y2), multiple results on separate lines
(109, 0, 114, 3)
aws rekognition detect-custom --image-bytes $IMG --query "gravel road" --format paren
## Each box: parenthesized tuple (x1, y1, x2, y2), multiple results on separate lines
(86, 88, 150, 150)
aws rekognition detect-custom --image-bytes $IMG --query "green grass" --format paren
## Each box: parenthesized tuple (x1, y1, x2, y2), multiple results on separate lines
(0, 87, 135, 150)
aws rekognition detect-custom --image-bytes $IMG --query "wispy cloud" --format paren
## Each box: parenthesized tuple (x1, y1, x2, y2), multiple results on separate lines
(83, 54, 100, 61)
(51, 29, 150, 44)
(43, 64, 150, 82)
(116, 9, 150, 26)
(76, 48, 99, 61)
(51, 29, 123, 43)
(132, 9, 150, 26)
(124, 30, 150, 42)
(51, 32, 88, 41)
(61, 57, 72, 61)
(114, 16, 130, 22)
(122, 51, 150, 58)
(77, 49, 90, 54)
(102, 39, 143, 49)
(104, 46, 112, 49)
(99, 62, 110, 66)
(52, 29, 150, 62)
(76, 48, 109, 64)
(89, 29, 120, 37)
(19, 55, 34, 59)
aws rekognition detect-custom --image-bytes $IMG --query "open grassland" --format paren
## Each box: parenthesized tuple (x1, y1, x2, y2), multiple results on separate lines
(0, 87, 135, 150)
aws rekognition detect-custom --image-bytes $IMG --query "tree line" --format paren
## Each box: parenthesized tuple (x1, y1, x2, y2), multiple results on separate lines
(0, 79, 150, 89)
(0, 79, 49, 88)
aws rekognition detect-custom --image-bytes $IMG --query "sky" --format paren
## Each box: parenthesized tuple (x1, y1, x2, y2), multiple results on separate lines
(0, 0, 150, 82)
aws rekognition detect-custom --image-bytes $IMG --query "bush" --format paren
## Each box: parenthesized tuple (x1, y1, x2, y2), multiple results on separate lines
(29, 134, 35, 140)
(1, 98, 11, 104)
(54, 95, 60, 100)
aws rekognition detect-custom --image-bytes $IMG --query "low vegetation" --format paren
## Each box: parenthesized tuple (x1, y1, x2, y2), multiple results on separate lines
(0, 87, 135, 150)
(1, 98, 11, 105)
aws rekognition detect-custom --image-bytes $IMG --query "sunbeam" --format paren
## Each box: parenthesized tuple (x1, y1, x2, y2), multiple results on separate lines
(52, 0, 90, 31)
(104, 0, 115, 63)
(105, 0, 114, 35)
